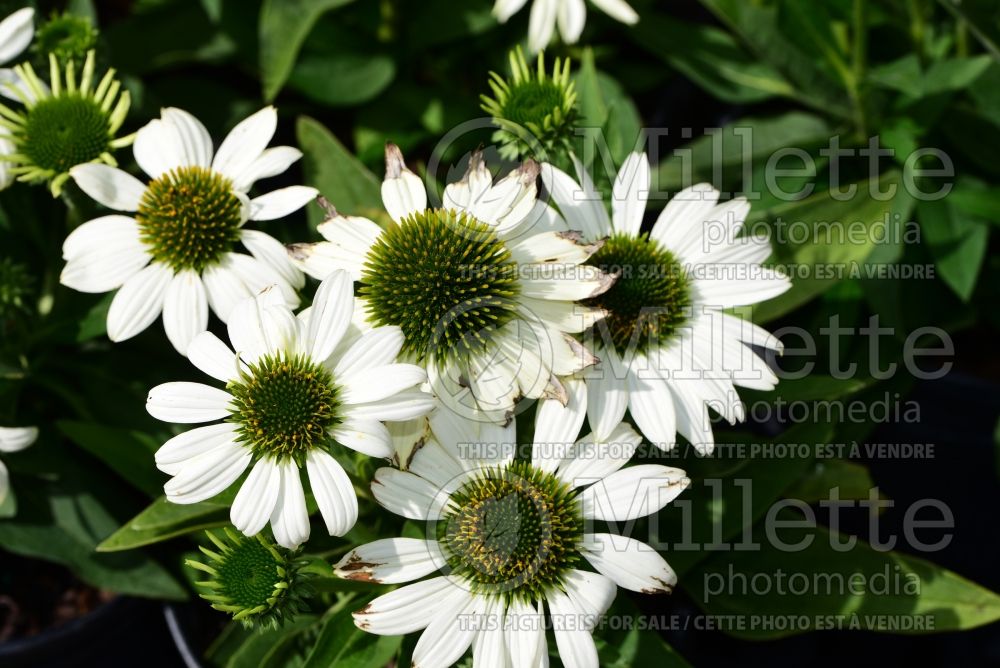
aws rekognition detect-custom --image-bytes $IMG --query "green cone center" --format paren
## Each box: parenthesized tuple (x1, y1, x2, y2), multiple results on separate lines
(215, 535, 285, 611)
(439, 460, 582, 601)
(360, 208, 521, 362)
(503, 79, 568, 127)
(229, 353, 341, 461)
(585, 232, 693, 355)
(21, 95, 111, 173)
(136, 166, 245, 272)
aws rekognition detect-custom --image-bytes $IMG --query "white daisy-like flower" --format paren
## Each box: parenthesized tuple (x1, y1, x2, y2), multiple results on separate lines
(541, 153, 791, 455)
(494, 0, 638, 53)
(335, 399, 688, 668)
(0, 7, 34, 98)
(0, 425, 38, 508)
(62, 106, 318, 354)
(145, 271, 435, 549)
(291, 145, 612, 420)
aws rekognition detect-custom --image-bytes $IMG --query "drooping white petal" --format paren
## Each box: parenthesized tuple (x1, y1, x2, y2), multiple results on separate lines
(579, 464, 689, 521)
(202, 261, 253, 323)
(334, 537, 446, 584)
(270, 461, 310, 549)
(472, 596, 509, 668)
(532, 376, 587, 474)
(579, 533, 676, 593)
(227, 286, 299, 364)
(230, 458, 281, 536)
(585, 357, 628, 442)
(306, 450, 358, 537)
(248, 186, 318, 221)
(557, 0, 586, 44)
(187, 332, 239, 383)
(412, 590, 484, 668)
(241, 229, 305, 289)
(590, 0, 639, 24)
(106, 262, 173, 342)
(306, 269, 353, 363)
(162, 270, 209, 355)
(161, 107, 213, 168)
(626, 370, 677, 450)
(611, 152, 649, 237)
(527, 0, 558, 53)
(163, 440, 250, 504)
(63, 214, 144, 261)
(506, 599, 548, 668)
(353, 576, 466, 635)
(0, 8, 34, 64)
(0, 426, 37, 453)
(70, 164, 146, 212)
(212, 107, 278, 182)
(146, 382, 233, 423)
(381, 144, 426, 222)
(407, 438, 468, 493)
(547, 570, 616, 668)
(519, 264, 612, 301)
(371, 467, 447, 520)
(330, 419, 393, 459)
(154, 423, 238, 475)
(695, 270, 791, 308)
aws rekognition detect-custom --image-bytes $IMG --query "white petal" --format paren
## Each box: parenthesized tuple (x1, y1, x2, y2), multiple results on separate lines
(506, 600, 548, 667)
(231, 146, 302, 192)
(507, 230, 601, 266)
(493, 0, 529, 22)
(340, 363, 426, 406)
(241, 229, 304, 289)
(648, 183, 719, 252)
(227, 287, 298, 364)
(540, 160, 610, 241)
(590, 0, 639, 23)
(146, 382, 233, 423)
(0, 426, 37, 453)
(0, 459, 8, 507)
(162, 270, 209, 355)
(61, 240, 149, 294)
(556, 421, 641, 487)
(579, 533, 676, 593)
(330, 419, 393, 459)
(371, 467, 446, 520)
(354, 576, 465, 635)
(248, 186, 318, 221)
(161, 107, 213, 168)
(695, 270, 791, 308)
(334, 537, 445, 584)
(412, 591, 484, 668)
(548, 570, 616, 668)
(133, 118, 185, 179)
(342, 388, 436, 422)
(270, 461, 310, 549)
(163, 441, 250, 504)
(520, 264, 612, 301)
(472, 597, 508, 668)
(585, 360, 628, 442)
(154, 423, 237, 475)
(381, 143, 426, 222)
(223, 253, 300, 310)
(611, 152, 649, 237)
(579, 464, 689, 521)
(107, 262, 173, 342)
(626, 371, 677, 450)
(212, 107, 278, 181)
(557, 0, 586, 44)
(202, 262, 253, 322)
(333, 326, 404, 378)
(407, 438, 468, 493)
(0, 8, 33, 64)
(527, 0, 558, 52)
(63, 214, 144, 260)
(315, 213, 382, 251)
(307, 269, 353, 363)
(532, 376, 587, 474)
(187, 331, 239, 383)
(306, 450, 358, 536)
(230, 458, 281, 536)
(70, 164, 146, 212)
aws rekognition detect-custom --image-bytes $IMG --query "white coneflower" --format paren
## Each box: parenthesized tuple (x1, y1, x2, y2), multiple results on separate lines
(542, 153, 790, 454)
(290, 145, 611, 420)
(335, 406, 688, 668)
(0, 425, 37, 510)
(146, 271, 434, 549)
(0, 50, 131, 195)
(493, 0, 638, 53)
(62, 106, 317, 354)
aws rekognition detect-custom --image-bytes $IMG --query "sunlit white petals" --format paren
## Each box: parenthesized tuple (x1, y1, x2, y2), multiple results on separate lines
(0, 8, 34, 64)
(162, 440, 250, 504)
(231, 146, 302, 192)
(580, 464, 689, 521)
(579, 533, 676, 593)
(371, 467, 447, 521)
(241, 229, 305, 289)
(306, 270, 353, 363)
(107, 262, 173, 342)
(248, 185, 318, 221)
(230, 458, 281, 536)
(212, 106, 278, 180)
(500, 0, 638, 52)
(70, 164, 146, 212)
(269, 460, 311, 549)
(146, 382, 233, 423)
(353, 576, 465, 635)
(381, 143, 426, 222)
(0, 426, 37, 453)
(334, 537, 446, 584)
(306, 450, 358, 536)
(330, 419, 394, 459)
(162, 270, 209, 354)
(202, 261, 253, 322)
(611, 152, 649, 237)
(154, 423, 237, 475)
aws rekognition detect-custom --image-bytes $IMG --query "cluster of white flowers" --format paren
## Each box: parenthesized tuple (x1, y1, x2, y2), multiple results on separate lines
(0, 6, 793, 667)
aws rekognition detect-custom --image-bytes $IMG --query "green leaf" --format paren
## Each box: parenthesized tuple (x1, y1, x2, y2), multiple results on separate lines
(631, 13, 794, 104)
(692, 512, 1000, 638)
(57, 420, 163, 497)
(289, 53, 396, 107)
(0, 485, 16, 518)
(918, 199, 989, 301)
(98, 495, 232, 552)
(296, 116, 383, 226)
(75, 293, 112, 342)
(751, 171, 906, 322)
(599, 597, 691, 667)
(259, 0, 357, 101)
(302, 604, 402, 668)
(785, 459, 875, 503)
